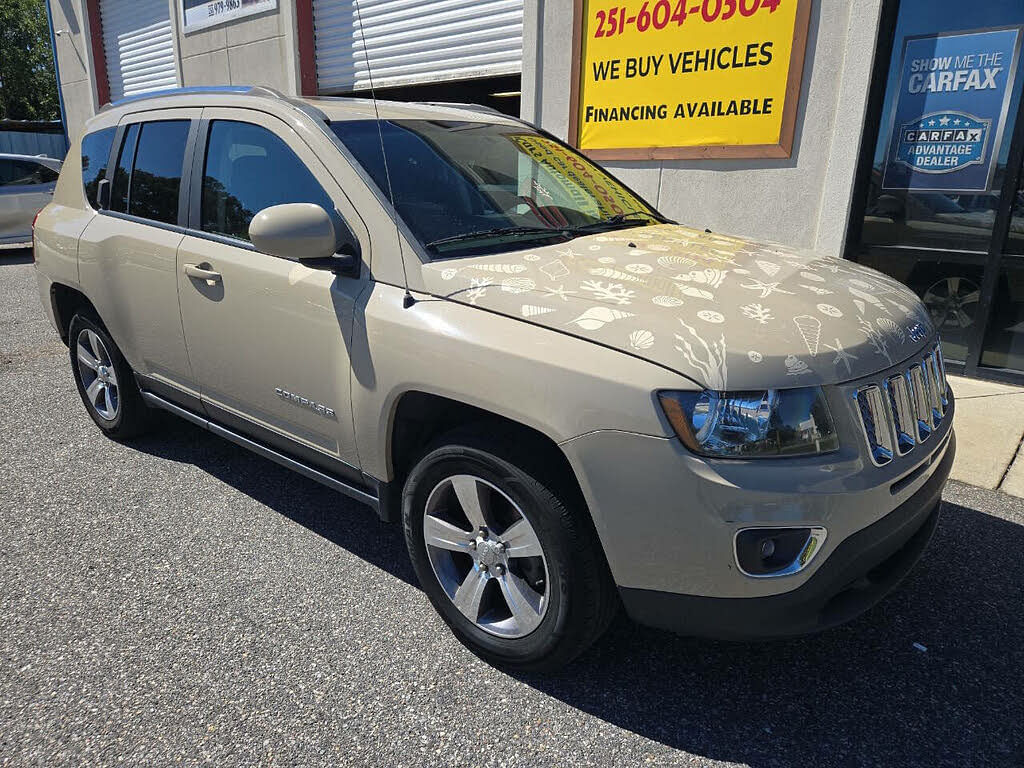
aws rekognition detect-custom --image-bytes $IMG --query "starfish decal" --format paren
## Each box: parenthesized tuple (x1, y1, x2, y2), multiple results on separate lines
(740, 279, 795, 299)
(825, 338, 858, 375)
(543, 284, 576, 302)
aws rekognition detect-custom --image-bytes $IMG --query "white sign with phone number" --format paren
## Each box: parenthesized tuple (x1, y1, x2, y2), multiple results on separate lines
(182, 0, 277, 32)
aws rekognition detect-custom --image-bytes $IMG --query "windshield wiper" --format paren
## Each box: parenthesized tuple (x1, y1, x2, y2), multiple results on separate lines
(426, 226, 567, 250)
(570, 212, 669, 234)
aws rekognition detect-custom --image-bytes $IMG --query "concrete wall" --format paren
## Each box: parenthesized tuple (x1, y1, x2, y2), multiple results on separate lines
(49, 0, 98, 141)
(521, 0, 884, 258)
(174, 2, 300, 97)
(49, 0, 300, 141)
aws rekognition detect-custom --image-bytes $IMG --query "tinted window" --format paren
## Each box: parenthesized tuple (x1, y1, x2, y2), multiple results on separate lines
(110, 124, 139, 214)
(81, 127, 116, 208)
(129, 121, 190, 225)
(0, 159, 57, 187)
(201, 120, 333, 241)
(330, 119, 658, 256)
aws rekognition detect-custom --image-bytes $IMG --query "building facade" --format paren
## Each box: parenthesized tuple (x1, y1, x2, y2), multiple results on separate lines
(47, 0, 1024, 382)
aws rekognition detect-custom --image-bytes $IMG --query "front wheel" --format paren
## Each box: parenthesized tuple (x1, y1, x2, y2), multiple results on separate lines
(402, 429, 617, 672)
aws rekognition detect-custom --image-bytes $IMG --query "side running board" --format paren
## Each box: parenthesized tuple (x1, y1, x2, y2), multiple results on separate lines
(140, 391, 379, 512)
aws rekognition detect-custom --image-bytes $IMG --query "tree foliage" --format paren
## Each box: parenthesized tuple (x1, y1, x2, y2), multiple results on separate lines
(0, 0, 59, 121)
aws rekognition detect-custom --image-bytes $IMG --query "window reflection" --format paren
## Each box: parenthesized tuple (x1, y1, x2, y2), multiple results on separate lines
(859, 251, 983, 363)
(982, 264, 1024, 369)
(861, 170, 1001, 252)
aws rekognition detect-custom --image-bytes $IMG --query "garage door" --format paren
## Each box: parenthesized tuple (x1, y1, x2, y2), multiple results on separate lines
(312, 0, 523, 93)
(101, 0, 179, 101)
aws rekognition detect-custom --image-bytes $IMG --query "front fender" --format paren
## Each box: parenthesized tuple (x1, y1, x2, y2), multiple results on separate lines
(351, 282, 694, 481)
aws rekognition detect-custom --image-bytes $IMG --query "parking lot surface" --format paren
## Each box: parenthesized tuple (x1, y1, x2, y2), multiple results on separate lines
(2, 252, 1023, 767)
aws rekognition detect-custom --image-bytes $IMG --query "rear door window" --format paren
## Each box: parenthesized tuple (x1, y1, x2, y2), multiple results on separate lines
(128, 120, 190, 225)
(81, 127, 117, 208)
(200, 120, 333, 242)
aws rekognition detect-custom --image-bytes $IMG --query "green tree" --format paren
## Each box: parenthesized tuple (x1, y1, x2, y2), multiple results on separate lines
(0, 0, 59, 121)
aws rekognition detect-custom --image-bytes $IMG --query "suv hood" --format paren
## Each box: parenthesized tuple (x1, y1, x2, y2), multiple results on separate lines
(421, 224, 935, 390)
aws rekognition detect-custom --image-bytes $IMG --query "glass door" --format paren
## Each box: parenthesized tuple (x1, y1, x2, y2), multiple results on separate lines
(848, 0, 1024, 378)
(980, 154, 1024, 371)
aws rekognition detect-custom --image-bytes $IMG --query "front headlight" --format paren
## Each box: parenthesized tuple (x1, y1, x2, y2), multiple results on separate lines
(658, 387, 839, 458)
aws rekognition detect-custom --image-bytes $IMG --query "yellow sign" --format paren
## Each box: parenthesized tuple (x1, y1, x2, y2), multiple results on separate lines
(570, 0, 810, 159)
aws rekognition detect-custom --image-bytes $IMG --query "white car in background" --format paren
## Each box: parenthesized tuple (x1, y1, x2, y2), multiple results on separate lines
(0, 153, 62, 248)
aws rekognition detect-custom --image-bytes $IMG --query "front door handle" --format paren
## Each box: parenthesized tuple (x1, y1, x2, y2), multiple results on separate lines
(183, 263, 222, 283)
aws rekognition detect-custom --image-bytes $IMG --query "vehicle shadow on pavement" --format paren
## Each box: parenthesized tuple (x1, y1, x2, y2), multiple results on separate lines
(524, 498, 1024, 767)
(1, 249, 34, 265)
(129, 420, 1022, 766)
(130, 416, 417, 587)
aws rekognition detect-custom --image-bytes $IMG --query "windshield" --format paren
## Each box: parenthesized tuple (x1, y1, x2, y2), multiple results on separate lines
(329, 119, 663, 256)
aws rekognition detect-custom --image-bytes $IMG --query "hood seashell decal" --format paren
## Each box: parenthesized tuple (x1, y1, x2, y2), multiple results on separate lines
(422, 224, 936, 389)
(629, 329, 655, 350)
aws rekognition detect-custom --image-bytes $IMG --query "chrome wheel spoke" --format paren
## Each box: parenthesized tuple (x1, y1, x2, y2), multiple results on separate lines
(105, 366, 118, 387)
(451, 475, 488, 529)
(77, 343, 99, 371)
(424, 514, 474, 552)
(500, 519, 543, 559)
(103, 386, 115, 416)
(87, 330, 103, 362)
(497, 572, 544, 634)
(86, 378, 103, 405)
(452, 570, 488, 621)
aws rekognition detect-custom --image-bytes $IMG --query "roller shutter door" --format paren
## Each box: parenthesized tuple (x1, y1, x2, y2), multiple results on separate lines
(313, 0, 523, 93)
(100, 0, 179, 101)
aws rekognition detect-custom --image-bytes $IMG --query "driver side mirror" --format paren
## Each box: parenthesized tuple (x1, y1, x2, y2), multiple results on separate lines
(249, 203, 360, 276)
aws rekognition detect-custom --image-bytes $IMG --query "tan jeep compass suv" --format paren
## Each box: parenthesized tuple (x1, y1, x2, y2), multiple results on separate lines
(34, 87, 955, 671)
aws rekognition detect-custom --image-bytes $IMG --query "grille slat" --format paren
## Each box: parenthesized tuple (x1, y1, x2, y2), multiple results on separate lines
(856, 343, 948, 466)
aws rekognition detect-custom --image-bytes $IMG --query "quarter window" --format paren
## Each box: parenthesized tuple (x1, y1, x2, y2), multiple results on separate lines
(81, 127, 116, 208)
(128, 120, 190, 225)
(201, 120, 333, 242)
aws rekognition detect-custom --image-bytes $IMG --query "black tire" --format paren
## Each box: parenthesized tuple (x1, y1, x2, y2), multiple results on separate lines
(68, 311, 151, 440)
(402, 425, 618, 672)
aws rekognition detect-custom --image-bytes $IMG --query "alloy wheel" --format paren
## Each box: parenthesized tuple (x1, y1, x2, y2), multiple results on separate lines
(76, 328, 119, 421)
(423, 474, 550, 638)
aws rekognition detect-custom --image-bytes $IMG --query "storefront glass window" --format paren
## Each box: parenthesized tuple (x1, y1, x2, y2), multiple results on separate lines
(981, 159, 1024, 369)
(854, 0, 1024, 372)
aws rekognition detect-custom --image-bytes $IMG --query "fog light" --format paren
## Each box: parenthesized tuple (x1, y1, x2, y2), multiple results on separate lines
(735, 527, 828, 578)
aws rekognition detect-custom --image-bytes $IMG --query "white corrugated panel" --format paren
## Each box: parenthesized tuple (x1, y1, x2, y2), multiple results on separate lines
(101, 0, 179, 101)
(313, 0, 523, 93)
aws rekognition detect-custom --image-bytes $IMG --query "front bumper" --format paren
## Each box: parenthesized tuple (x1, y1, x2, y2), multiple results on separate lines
(619, 430, 954, 639)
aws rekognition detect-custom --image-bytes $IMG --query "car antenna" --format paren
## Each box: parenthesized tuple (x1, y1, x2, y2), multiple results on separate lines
(352, 0, 415, 309)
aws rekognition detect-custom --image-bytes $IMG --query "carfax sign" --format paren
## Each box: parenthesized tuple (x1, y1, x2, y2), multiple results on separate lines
(181, 0, 277, 33)
(882, 27, 1022, 193)
(569, 0, 811, 159)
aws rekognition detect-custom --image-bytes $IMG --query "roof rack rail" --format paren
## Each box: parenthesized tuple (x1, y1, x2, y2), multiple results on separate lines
(419, 101, 509, 118)
(100, 85, 288, 111)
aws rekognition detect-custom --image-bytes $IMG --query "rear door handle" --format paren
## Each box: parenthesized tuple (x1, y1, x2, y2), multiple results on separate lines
(183, 263, 222, 283)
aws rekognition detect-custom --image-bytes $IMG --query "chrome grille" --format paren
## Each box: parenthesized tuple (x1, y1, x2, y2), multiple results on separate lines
(855, 343, 949, 466)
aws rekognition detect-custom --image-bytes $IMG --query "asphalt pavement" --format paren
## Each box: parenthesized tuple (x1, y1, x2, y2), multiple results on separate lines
(2, 251, 1023, 767)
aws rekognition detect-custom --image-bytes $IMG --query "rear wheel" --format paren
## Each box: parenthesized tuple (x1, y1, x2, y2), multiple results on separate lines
(69, 312, 150, 440)
(402, 428, 617, 672)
